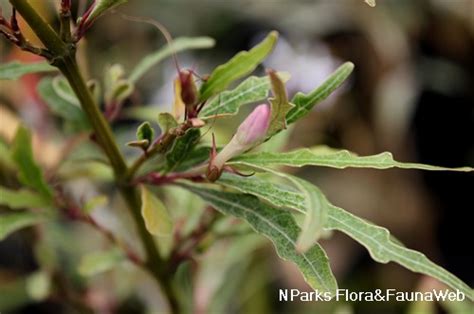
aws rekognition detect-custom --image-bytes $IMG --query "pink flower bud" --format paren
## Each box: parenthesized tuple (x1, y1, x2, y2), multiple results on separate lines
(234, 104, 271, 146)
(209, 104, 271, 176)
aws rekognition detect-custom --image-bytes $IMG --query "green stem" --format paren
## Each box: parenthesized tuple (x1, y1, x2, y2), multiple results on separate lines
(9, 1, 179, 312)
(59, 4, 72, 42)
(58, 57, 128, 177)
(9, 0, 66, 56)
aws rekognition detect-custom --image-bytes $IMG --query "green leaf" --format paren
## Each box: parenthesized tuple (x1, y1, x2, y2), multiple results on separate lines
(158, 112, 179, 133)
(140, 186, 173, 236)
(129, 37, 215, 83)
(0, 212, 45, 241)
(183, 184, 338, 295)
(0, 187, 52, 209)
(200, 76, 271, 118)
(286, 62, 354, 125)
(199, 31, 279, 101)
(267, 70, 295, 136)
(218, 172, 303, 212)
(290, 177, 328, 252)
(174, 146, 211, 172)
(0, 61, 57, 80)
(78, 247, 125, 277)
(85, 0, 128, 25)
(216, 173, 474, 300)
(231, 145, 474, 172)
(136, 121, 155, 144)
(326, 205, 473, 300)
(165, 128, 201, 172)
(37, 78, 90, 130)
(199, 72, 290, 119)
(52, 76, 80, 106)
(11, 126, 53, 201)
(221, 170, 327, 253)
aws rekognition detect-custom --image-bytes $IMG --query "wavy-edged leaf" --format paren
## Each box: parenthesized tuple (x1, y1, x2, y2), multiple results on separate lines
(199, 31, 278, 101)
(183, 184, 337, 295)
(231, 145, 474, 172)
(327, 205, 473, 300)
(165, 128, 200, 172)
(200, 76, 270, 118)
(78, 247, 124, 277)
(267, 70, 295, 136)
(0, 61, 57, 80)
(286, 62, 354, 125)
(218, 172, 303, 211)
(129, 37, 215, 83)
(216, 173, 474, 300)
(0, 212, 45, 241)
(221, 169, 326, 253)
(37, 78, 90, 130)
(0, 187, 52, 209)
(140, 186, 173, 236)
(200, 73, 290, 119)
(11, 126, 53, 201)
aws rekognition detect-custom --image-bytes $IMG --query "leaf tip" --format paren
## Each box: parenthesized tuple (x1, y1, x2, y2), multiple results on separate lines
(343, 61, 355, 72)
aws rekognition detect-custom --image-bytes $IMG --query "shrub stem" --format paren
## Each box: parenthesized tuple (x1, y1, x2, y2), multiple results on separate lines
(9, 1, 179, 312)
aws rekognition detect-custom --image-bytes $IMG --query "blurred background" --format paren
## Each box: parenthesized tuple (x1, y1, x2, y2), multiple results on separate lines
(1, 0, 473, 313)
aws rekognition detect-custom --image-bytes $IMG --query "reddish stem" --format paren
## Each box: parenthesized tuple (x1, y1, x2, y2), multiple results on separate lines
(61, 197, 144, 266)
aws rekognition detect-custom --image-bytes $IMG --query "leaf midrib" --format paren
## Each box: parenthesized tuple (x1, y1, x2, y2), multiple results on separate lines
(194, 188, 332, 293)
